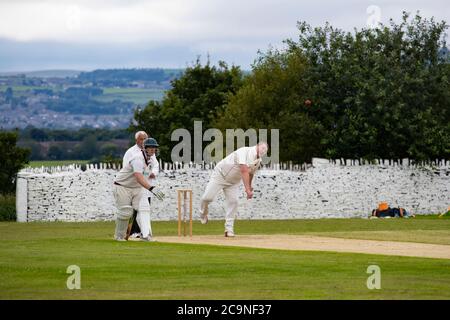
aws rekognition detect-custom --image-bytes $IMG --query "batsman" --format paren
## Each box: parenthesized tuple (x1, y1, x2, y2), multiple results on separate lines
(123, 131, 159, 240)
(113, 138, 162, 241)
(199, 142, 269, 237)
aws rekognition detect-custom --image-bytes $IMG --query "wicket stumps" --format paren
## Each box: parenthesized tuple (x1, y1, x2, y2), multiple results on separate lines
(177, 189, 193, 237)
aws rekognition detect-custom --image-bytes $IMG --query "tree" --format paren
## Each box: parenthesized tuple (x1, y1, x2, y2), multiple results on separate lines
(214, 47, 325, 163)
(100, 142, 119, 158)
(30, 128, 49, 142)
(290, 12, 450, 160)
(131, 59, 244, 161)
(216, 12, 450, 162)
(47, 145, 64, 160)
(74, 135, 98, 160)
(20, 140, 44, 160)
(0, 131, 30, 194)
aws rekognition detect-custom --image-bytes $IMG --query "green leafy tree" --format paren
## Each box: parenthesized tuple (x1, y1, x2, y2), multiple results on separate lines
(131, 59, 244, 161)
(0, 131, 30, 194)
(290, 12, 450, 160)
(214, 47, 324, 163)
(19, 140, 44, 160)
(100, 142, 119, 158)
(74, 135, 98, 160)
(47, 145, 64, 160)
(217, 12, 450, 162)
(30, 128, 49, 142)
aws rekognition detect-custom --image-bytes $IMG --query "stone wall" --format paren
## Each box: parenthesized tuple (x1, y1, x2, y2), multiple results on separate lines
(16, 159, 450, 222)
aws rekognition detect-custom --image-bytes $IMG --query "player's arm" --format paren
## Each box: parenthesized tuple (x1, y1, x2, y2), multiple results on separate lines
(130, 157, 152, 190)
(149, 155, 159, 179)
(240, 164, 253, 199)
(122, 154, 128, 168)
(249, 173, 254, 191)
(133, 172, 152, 190)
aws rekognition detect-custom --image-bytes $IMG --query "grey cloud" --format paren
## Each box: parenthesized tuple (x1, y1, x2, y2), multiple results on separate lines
(0, 0, 448, 71)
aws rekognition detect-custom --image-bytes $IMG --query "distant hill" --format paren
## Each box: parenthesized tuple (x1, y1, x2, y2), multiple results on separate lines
(0, 68, 181, 129)
(0, 68, 185, 80)
(0, 70, 82, 78)
(76, 68, 183, 84)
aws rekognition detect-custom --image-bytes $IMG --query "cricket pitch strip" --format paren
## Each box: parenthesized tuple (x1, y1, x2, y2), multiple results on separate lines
(156, 235, 450, 259)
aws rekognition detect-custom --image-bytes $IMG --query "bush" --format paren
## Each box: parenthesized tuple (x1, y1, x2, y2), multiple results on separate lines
(0, 131, 30, 193)
(0, 194, 16, 221)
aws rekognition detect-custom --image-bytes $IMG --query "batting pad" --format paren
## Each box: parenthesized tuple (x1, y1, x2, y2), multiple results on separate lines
(116, 205, 134, 220)
(114, 218, 129, 240)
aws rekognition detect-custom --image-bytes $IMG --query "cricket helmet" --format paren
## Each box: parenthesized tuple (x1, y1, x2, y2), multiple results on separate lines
(144, 137, 159, 148)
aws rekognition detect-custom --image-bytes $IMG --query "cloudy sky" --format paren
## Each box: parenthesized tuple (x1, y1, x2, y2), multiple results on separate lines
(0, 0, 448, 71)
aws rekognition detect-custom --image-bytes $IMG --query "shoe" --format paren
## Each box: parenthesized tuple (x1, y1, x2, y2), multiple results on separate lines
(115, 237, 126, 242)
(224, 231, 235, 238)
(140, 236, 157, 242)
(200, 214, 208, 225)
(130, 233, 140, 239)
(127, 236, 141, 241)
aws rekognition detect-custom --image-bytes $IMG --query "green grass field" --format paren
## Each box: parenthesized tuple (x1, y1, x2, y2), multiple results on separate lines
(96, 87, 165, 104)
(0, 85, 166, 103)
(1, 218, 449, 300)
(0, 85, 44, 96)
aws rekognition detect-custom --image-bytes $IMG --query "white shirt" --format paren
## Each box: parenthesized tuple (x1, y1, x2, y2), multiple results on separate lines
(123, 144, 142, 168)
(115, 153, 149, 188)
(118, 144, 159, 188)
(215, 146, 262, 183)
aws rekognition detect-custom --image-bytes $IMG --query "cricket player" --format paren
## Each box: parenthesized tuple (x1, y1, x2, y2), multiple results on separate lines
(123, 131, 159, 240)
(113, 138, 160, 241)
(199, 142, 269, 237)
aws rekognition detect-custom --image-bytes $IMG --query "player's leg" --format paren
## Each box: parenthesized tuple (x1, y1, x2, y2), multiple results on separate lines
(113, 185, 134, 241)
(125, 188, 147, 240)
(199, 171, 225, 223)
(223, 183, 240, 237)
(137, 190, 152, 239)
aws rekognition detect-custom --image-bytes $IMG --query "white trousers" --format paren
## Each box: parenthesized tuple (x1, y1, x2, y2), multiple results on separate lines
(200, 168, 240, 232)
(113, 185, 144, 239)
(137, 188, 152, 238)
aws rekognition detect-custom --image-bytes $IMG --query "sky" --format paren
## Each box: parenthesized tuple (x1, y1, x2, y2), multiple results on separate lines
(0, 0, 448, 71)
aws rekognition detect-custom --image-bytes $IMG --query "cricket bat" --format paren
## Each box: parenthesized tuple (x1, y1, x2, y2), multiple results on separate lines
(125, 210, 138, 240)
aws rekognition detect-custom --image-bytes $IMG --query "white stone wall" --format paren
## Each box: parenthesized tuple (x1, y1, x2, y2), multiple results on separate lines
(16, 159, 450, 222)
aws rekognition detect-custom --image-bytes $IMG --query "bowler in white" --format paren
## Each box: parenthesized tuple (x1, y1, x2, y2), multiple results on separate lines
(199, 142, 269, 237)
